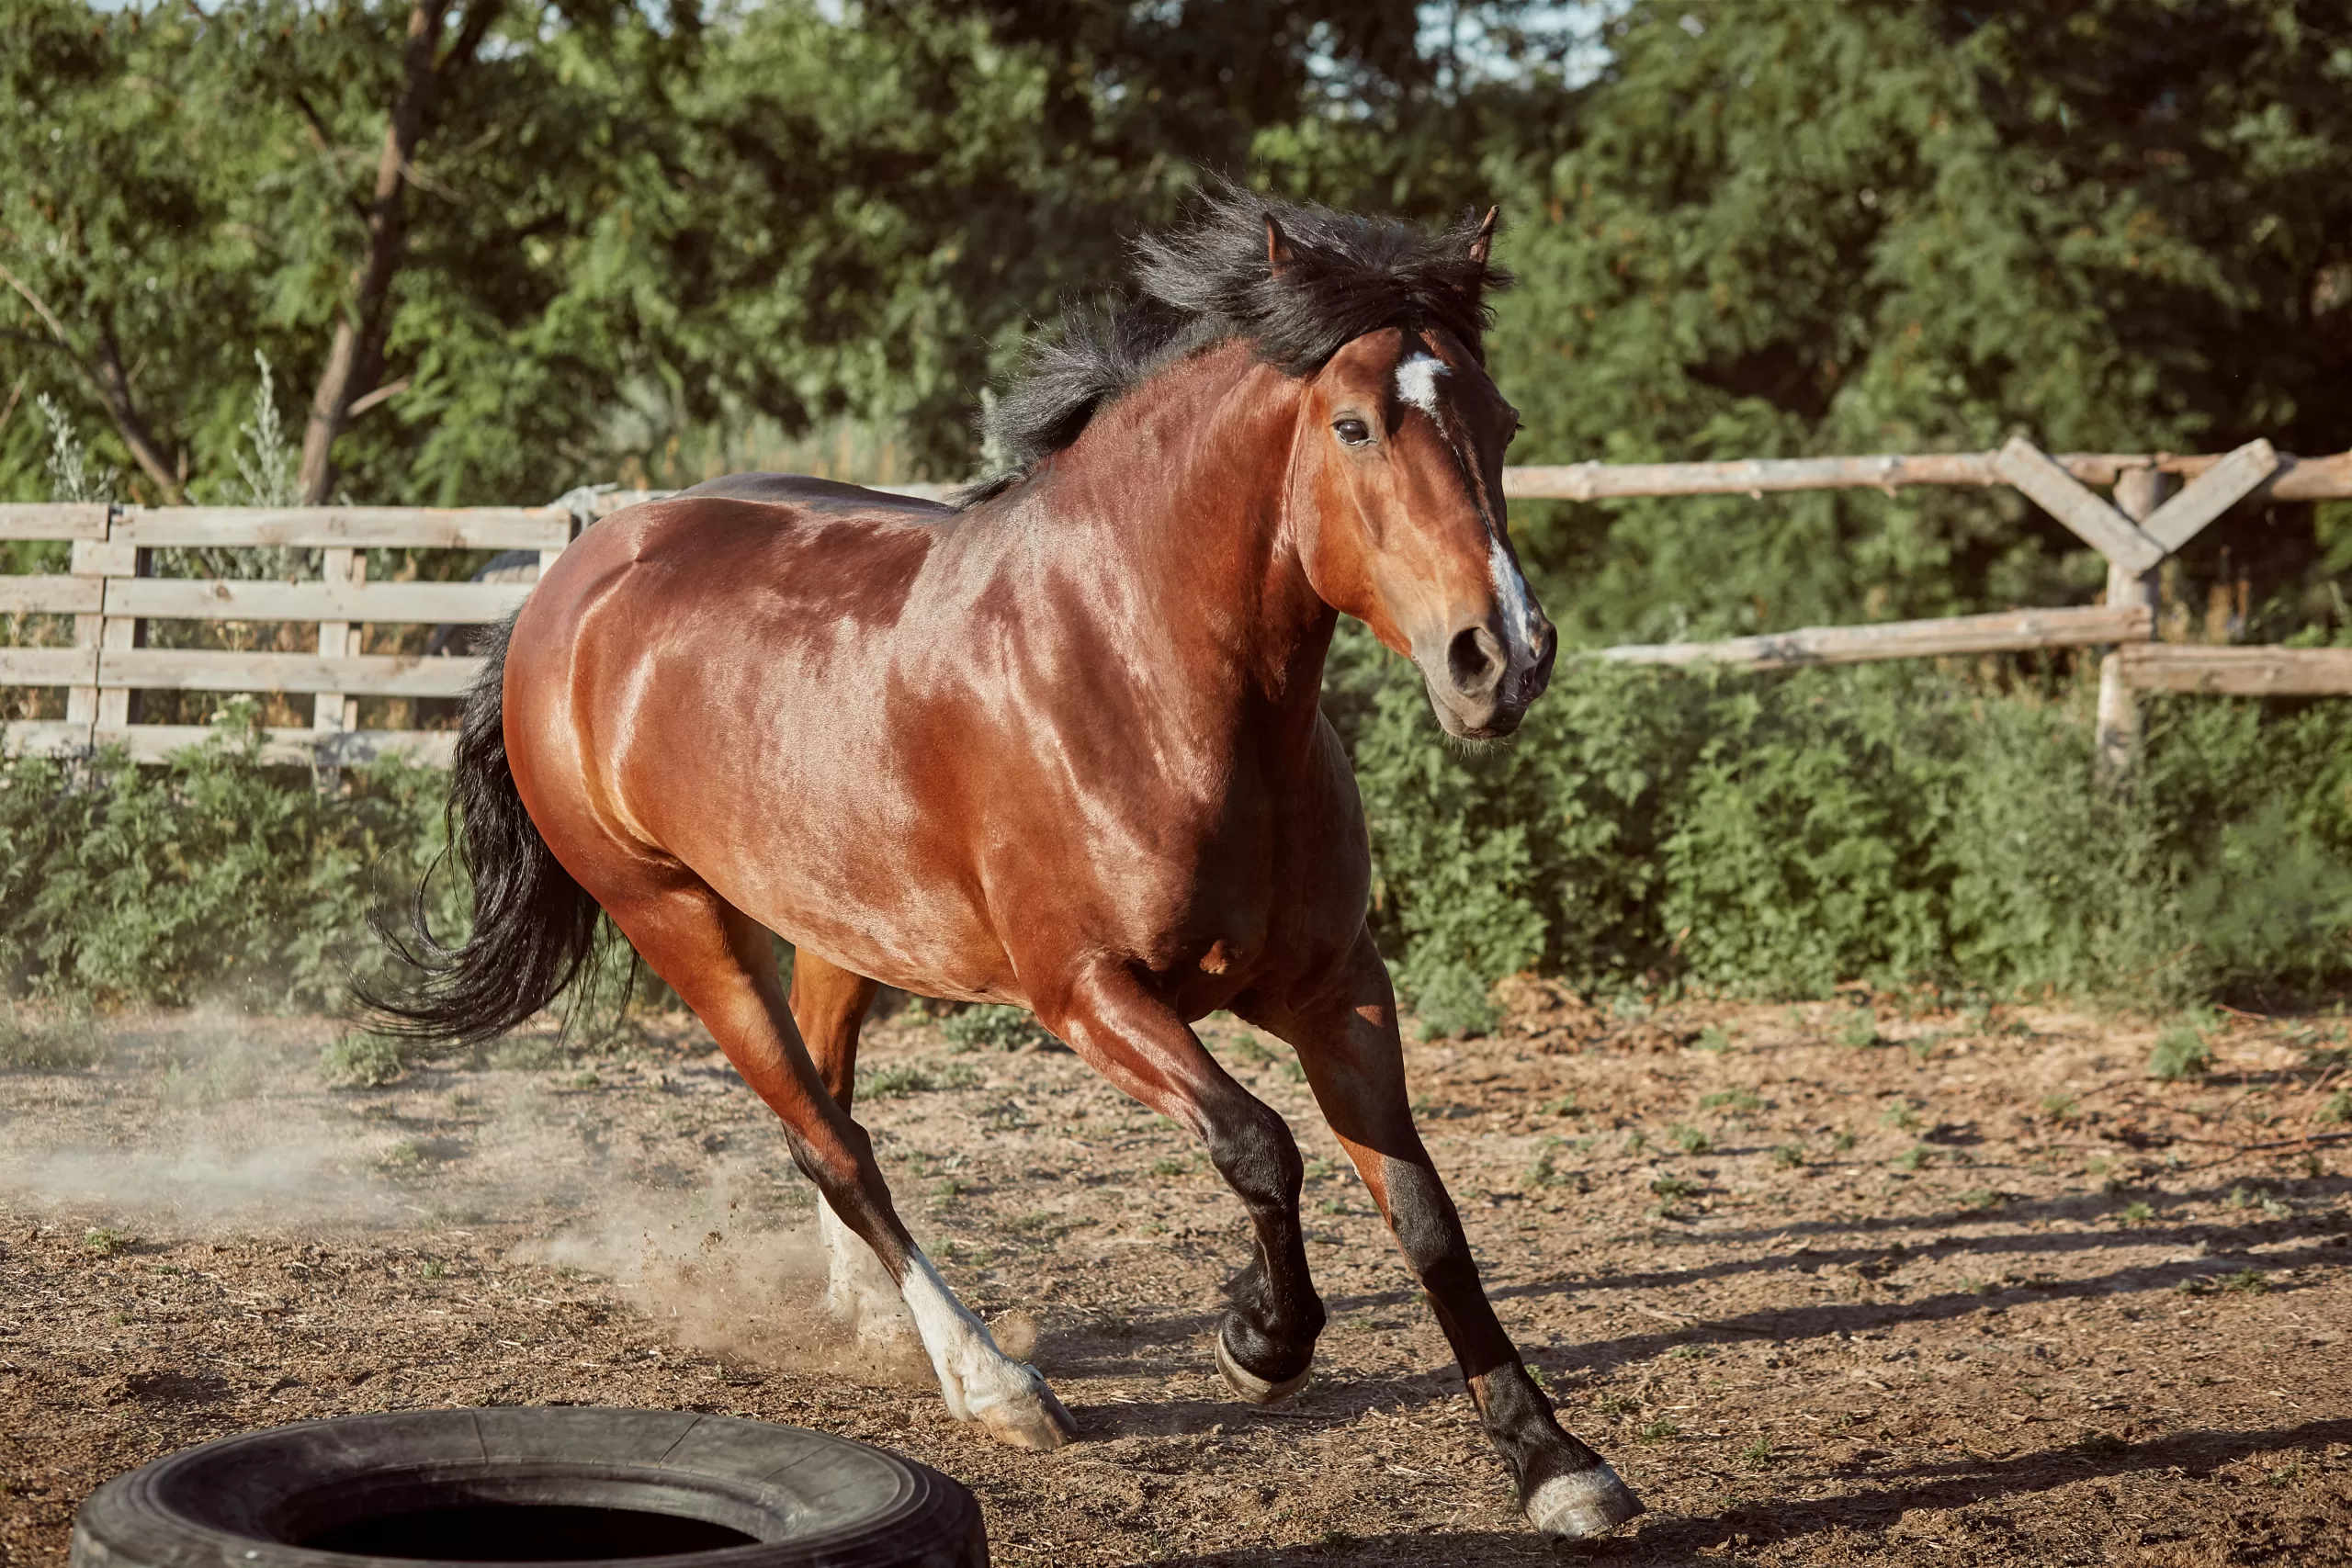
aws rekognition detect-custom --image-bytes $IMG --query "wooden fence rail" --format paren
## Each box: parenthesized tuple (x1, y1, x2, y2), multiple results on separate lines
(4, 445, 2350, 769)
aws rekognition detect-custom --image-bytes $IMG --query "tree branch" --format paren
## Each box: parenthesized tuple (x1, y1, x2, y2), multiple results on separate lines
(0, 259, 185, 502)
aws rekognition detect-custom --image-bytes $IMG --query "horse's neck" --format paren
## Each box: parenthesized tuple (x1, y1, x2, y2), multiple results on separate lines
(1043, 346, 1336, 747)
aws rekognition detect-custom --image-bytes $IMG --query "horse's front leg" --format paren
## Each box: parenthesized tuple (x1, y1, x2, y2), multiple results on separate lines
(1037, 963, 1325, 1400)
(1247, 928, 1644, 1540)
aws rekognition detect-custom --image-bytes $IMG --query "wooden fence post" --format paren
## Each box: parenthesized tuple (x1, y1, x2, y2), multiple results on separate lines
(313, 547, 366, 737)
(64, 508, 127, 744)
(2096, 466, 2170, 780)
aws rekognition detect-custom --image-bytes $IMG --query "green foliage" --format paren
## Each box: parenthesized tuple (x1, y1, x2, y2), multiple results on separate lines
(0, 700, 458, 1009)
(856, 1059, 979, 1101)
(0, 1002, 103, 1070)
(1344, 638, 2352, 1030)
(320, 1032, 408, 1089)
(938, 1003, 1057, 1054)
(2148, 1016, 2216, 1081)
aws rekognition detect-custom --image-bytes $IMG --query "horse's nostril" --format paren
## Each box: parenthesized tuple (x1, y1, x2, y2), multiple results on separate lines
(1447, 626, 1505, 696)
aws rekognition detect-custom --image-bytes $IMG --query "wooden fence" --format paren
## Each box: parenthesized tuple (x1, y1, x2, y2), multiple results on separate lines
(2, 446, 2348, 770)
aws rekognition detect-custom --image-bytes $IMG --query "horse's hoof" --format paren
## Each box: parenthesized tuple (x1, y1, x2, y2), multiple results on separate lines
(978, 1376, 1079, 1451)
(1214, 1325, 1311, 1404)
(1524, 1463, 1644, 1540)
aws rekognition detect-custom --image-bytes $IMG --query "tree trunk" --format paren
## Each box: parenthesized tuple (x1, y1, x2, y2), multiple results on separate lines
(296, 0, 457, 505)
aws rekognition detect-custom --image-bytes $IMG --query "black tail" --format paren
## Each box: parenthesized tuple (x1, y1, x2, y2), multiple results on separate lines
(359, 614, 605, 1045)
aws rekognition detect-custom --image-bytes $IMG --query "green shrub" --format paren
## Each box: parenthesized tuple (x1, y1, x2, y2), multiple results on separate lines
(1336, 628, 2352, 1029)
(321, 1033, 408, 1089)
(0, 1003, 103, 1069)
(0, 702, 458, 1010)
(2148, 1016, 2216, 1081)
(938, 1003, 1057, 1053)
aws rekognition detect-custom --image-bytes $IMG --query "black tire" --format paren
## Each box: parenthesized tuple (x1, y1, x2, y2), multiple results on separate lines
(71, 1408, 986, 1568)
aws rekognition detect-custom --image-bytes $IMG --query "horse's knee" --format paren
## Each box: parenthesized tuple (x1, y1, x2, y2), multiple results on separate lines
(1203, 1098, 1303, 1217)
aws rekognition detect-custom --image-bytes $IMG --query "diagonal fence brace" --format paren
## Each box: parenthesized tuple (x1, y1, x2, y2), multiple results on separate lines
(2139, 438, 2278, 555)
(1992, 436, 2165, 576)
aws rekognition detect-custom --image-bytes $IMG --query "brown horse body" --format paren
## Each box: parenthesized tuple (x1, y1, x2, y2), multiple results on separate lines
(380, 196, 1640, 1539)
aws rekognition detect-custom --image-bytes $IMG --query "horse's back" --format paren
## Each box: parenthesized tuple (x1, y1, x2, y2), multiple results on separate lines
(678, 471, 957, 519)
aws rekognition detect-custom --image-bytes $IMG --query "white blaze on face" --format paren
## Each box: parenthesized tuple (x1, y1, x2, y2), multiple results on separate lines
(1396, 349, 1541, 667)
(1395, 351, 1448, 419)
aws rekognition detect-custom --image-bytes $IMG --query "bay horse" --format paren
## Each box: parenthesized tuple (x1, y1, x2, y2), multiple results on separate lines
(372, 192, 1640, 1540)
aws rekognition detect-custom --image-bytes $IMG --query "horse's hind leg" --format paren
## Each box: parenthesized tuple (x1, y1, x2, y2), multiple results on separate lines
(786, 953, 910, 1347)
(605, 886, 1074, 1450)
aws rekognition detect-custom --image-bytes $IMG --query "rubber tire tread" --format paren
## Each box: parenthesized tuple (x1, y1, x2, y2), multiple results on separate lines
(70, 1408, 984, 1568)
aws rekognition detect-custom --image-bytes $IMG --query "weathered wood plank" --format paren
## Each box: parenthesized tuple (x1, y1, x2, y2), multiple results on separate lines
(0, 647, 100, 685)
(102, 577, 535, 623)
(109, 506, 571, 550)
(2139, 439, 2279, 555)
(1, 719, 95, 757)
(1989, 438, 2166, 575)
(0, 504, 109, 541)
(1594, 604, 2153, 670)
(88, 724, 460, 767)
(95, 649, 484, 696)
(2114, 644, 2352, 696)
(1502, 448, 2352, 503)
(0, 576, 104, 615)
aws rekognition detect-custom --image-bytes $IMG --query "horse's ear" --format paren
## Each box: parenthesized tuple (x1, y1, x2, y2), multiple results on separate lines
(1467, 206, 1499, 270)
(1264, 212, 1295, 277)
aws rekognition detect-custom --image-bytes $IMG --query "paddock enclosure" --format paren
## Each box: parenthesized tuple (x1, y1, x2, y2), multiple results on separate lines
(0, 993, 2346, 1565)
(6, 442, 2351, 772)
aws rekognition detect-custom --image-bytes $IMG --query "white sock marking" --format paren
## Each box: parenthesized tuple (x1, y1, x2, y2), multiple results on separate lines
(899, 1247, 1045, 1424)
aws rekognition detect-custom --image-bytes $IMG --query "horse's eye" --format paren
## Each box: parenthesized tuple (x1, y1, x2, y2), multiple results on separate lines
(1333, 418, 1374, 447)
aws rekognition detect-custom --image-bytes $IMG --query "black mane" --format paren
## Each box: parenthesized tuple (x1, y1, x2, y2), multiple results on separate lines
(968, 187, 1510, 502)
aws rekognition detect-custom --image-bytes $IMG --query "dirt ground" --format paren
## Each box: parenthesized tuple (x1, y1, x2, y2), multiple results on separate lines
(2, 987, 2347, 1567)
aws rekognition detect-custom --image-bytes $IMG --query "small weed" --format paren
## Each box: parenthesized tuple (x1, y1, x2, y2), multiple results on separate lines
(321, 1033, 406, 1088)
(1739, 1438, 1776, 1469)
(2316, 1089, 2351, 1126)
(0, 1007, 104, 1071)
(858, 1060, 980, 1100)
(568, 1070, 602, 1090)
(1539, 1093, 1580, 1116)
(1691, 1026, 1732, 1055)
(1649, 1175, 1697, 1213)
(2176, 1277, 2211, 1296)
(83, 1226, 129, 1256)
(2220, 1269, 2269, 1295)
(1524, 1139, 1568, 1189)
(2073, 1430, 2131, 1457)
(1773, 1143, 1807, 1169)
(1957, 1188, 2006, 1212)
(1593, 1393, 1634, 1417)
(2040, 1093, 2080, 1123)
(2224, 1183, 2257, 1210)
(1904, 1032, 1942, 1065)
(382, 1139, 426, 1168)
(1831, 1127, 1857, 1152)
(1148, 1156, 1192, 1178)
(1668, 1123, 1712, 1155)
(2120, 1200, 2155, 1224)
(418, 1258, 446, 1280)
(1224, 1032, 1274, 1067)
(1698, 1089, 1764, 1114)
(2149, 1017, 2215, 1081)
(1667, 1342, 1711, 1360)
(1279, 1057, 1306, 1083)
(1894, 1145, 1930, 1172)
(1839, 1012, 1882, 1050)
(484, 1036, 565, 1071)
(1623, 1131, 1649, 1156)
(939, 1004, 1056, 1054)
(1635, 1418, 1680, 1442)
(1881, 1099, 1924, 1134)
(1303, 1157, 1340, 1181)
(931, 1178, 967, 1200)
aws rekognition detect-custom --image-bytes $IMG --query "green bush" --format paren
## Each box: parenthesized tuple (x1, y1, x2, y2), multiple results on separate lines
(1337, 626, 2352, 1032)
(0, 700, 459, 1010)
